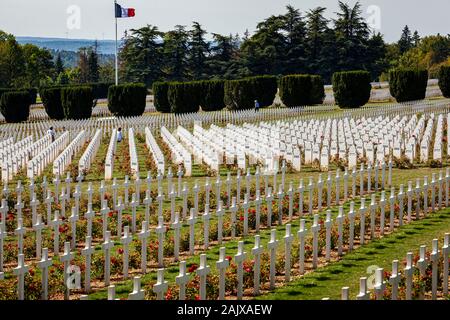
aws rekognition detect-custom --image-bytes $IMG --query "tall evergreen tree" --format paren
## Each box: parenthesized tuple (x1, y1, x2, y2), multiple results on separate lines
(55, 52, 65, 75)
(87, 42, 100, 83)
(163, 25, 190, 81)
(412, 30, 421, 47)
(120, 25, 164, 86)
(188, 22, 209, 80)
(281, 5, 307, 74)
(305, 7, 329, 74)
(398, 25, 413, 54)
(77, 47, 89, 83)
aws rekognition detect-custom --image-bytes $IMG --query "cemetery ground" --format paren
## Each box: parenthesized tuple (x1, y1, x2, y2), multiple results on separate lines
(0, 99, 450, 301)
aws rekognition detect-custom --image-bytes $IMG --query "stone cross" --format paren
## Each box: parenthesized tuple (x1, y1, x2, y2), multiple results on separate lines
(343, 168, 349, 201)
(341, 287, 349, 300)
(356, 277, 370, 300)
(267, 229, 279, 289)
(156, 170, 163, 191)
(388, 187, 396, 233)
(438, 172, 443, 210)
(297, 219, 307, 275)
(398, 184, 405, 226)
(120, 224, 133, 278)
(367, 163, 372, 193)
(415, 179, 421, 220)
(430, 173, 436, 213)
(202, 204, 212, 249)
(37, 247, 52, 300)
(177, 166, 183, 196)
(216, 202, 225, 244)
(116, 196, 125, 237)
(404, 252, 414, 300)
(13, 254, 29, 300)
(205, 177, 211, 208)
(298, 179, 304, 217)
(155, 216, 166, 267)
(228, 196, 237, 239)
(130, 193, 139, 233)
(87, 182, 94, 204)
(216, 247, 229, 300)
(85, 203, 95, 238)
(69, 207, 78, 250)
(374, 268, 386, 300)
(431, 239, 439, 300)
(33, 214, 45, 259)
(442, 233, 449, 295)
(389, 260, 401, 300)
(112, 178, 119, 209)
(287, 181, 294, 221)
(81, 236, 94, 292)
(30, 192, 40, 225)
(379, 191, 386, 235)
(359, 164, 364, 196)
(423, 177, 429, 215)
(59, 189, 68, 218)
(176, 261, 190, 300)
(284, 224, 294, 282)
(324, 211, 333, 261)
(153, 268, 169, 300)
(60, 241, 74, 300)
(351, 167, 357, 198)
(102, 231, 115, 286)
(215, 176, 222, 208)
(308, 177, 314, 215)
(172, 213, 182, 261)
(146, 171, 152, 194)
(235, 241, 247, 300)
(72, 184, 81, 213)
(193, 181, 199, 216)
(135, 177, 141, 204)
(388, 158, 392, 187)
(100, 200, 110, 240)
(187, 208, 196, 255)
(311, 214, 321, 269)
(15, 218, 26, 255)
(226, 172, 232, 207)
(169, 185, 177, 223)
(369, 194, 377, 239)
(317, 174, 324, 211)
(252, 235, 264, 296)
(266, 187, 274, 227)
(14, 195, 24, 221)
(53, 175, 60, 204)
(108, 285, 117, 301)
(196, 254, 211, 300)
(277, 184, 284, 225)
(138, 221, 151, 274)
(65, 173, 72, 199)
(167, 167, 173, 196)
(348, 202, 355, 251)
(128, 276, 145, 300)
(254, 190, 262, 232)
(236, 170, 242, 203)
(326, 173, 332, 208)
(417, 245, 428, 278)
(123, 175, 130, 206)
(335, 169, 341, 204)
(182, 182, 188, 219)
(336, 206, 344, 256)
(242, 194, 250, 235)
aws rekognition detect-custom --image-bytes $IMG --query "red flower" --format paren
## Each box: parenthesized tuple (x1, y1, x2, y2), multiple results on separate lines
(226, 256, 232, 262)
(239, 215, 244, 221)
(118, 248, 124, 255)
(28, 268, 35, 276)
(195, 295, 200, 300)
(188, 264, 198, 273)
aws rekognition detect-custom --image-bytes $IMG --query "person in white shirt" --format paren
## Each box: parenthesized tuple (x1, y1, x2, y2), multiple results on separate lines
(117, 128, 123, 142)
(47, 126, 55, 142)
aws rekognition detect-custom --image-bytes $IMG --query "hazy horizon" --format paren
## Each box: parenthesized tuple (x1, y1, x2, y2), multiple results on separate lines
(1, 0, 449, 43)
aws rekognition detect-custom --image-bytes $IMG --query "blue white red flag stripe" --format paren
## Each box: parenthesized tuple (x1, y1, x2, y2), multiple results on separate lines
(115, 3, 135, 18)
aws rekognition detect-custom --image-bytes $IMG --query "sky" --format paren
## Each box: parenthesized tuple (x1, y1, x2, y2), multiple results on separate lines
(0, 0, 448, 43)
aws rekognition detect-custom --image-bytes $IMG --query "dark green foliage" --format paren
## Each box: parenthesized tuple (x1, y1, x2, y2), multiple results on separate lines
(0, 88, 12, 100)
(167, 82, 201, 114)
(224, 76, 277, 110)
(61, 86, 93, 119)
(152, 82, 171, 113)
(90, 82, 113, 99)
(108, 83, 147, 117)
(279, 74, 325, 107)
(27, 88, 37, 104)
(310, 75, 325, 104)
(389, 68, 428, 102)
(332, 70, 371, 108)
(0, 91, 30, 123)
(40, 87, 64, 120)
(438, 66, 450, 98)
(199, 80, 225, 111)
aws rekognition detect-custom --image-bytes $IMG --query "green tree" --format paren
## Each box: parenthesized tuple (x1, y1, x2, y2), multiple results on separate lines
(163, 25, 190, 81)
(281, 5, 307, 74)
(0, 35, 26, 87)
(55, 52, 65, 75)
(305, 7, 329, 74)
(188, 22, 209, 80)
(22, 44, 55, 87)
(398, 25, 413, 54)
(87, 43, 100, 83)
(120, 25, 164, 87)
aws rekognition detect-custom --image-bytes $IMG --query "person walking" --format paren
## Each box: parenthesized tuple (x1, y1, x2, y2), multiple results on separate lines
(117, 127, 123, 142)
(47, 126, 56, 142)
(254, 100, 260, 112)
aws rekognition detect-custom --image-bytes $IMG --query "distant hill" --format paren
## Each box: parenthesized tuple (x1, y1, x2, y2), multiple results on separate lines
(16, 36, 122, 55)
(16, 36, 117, 68)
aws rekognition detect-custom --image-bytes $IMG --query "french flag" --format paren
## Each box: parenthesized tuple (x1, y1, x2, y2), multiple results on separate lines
(115, 3, 135, 18)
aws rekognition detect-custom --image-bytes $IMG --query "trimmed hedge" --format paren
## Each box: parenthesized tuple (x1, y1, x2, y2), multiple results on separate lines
(40, 87, 65, 120)
(439, 66, 450, 98)
(0, 88, 37, 104)
(224, 76, 277, 110)
(200, 80, 225, 111)
(0, 91, 31, 123)
(108, 83, 147, 117)
(279, 74, 325, 107)
(332, 71, 371, 108)
(91, 83, 113, 100)
(167, 82, 201, 114)
(389, 68, 428, 102)
(61, 86, 93, 119)
(153, 82, 171, 113)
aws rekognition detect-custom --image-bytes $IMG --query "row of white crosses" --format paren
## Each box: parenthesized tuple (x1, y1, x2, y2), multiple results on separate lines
(0, 136, 35, 182)
(78, 129, 102, 174)
(160, 126, 192, 176)
(144, 127, 165, 174)
(343, 234, 450, 300)
(27, 131, 71, 178)
(433, 114, 444, 162)
(104, 129, 117, 180)
(128, 128, 139, 179)
(53, 131, 86, 176)
(4, 162, 449, 300)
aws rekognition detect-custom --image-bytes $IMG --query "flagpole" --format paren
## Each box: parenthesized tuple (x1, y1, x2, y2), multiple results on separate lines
(114, 0, 118, 85)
